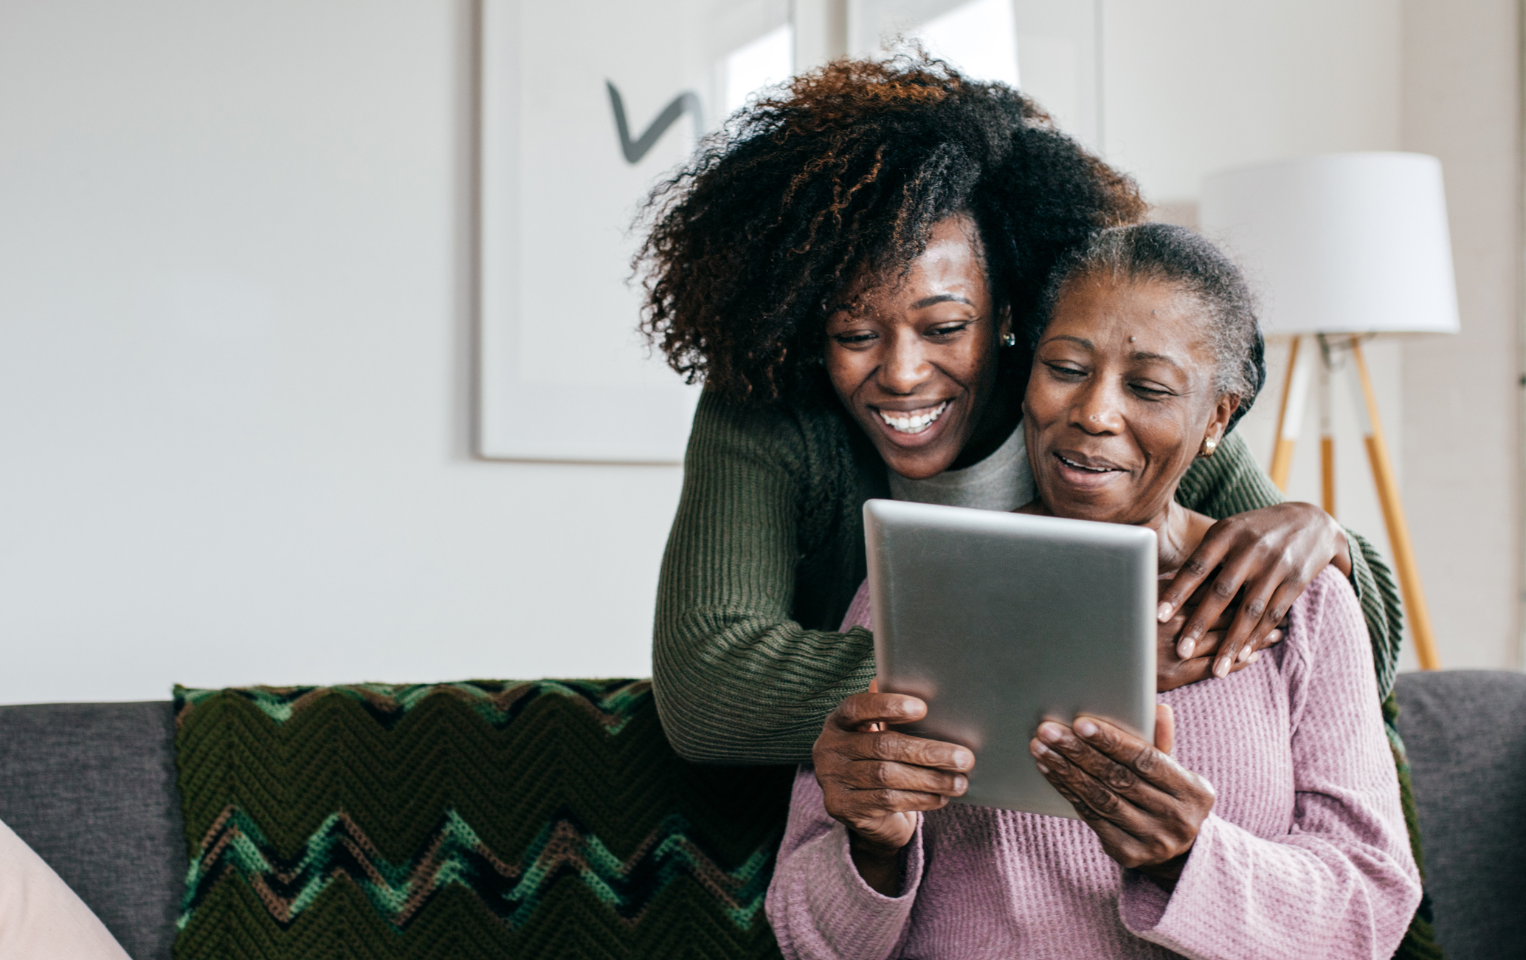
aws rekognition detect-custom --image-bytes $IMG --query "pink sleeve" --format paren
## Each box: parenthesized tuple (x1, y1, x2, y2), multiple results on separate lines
(1119, 568, 1421, 959)
(765, 766, 923, 960)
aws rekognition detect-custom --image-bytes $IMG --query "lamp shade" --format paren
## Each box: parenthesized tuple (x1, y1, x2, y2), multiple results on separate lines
(1199, 152, 1459, 336)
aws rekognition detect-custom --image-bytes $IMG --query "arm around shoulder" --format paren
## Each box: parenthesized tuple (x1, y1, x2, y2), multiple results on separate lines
(653, 392, 875, 764)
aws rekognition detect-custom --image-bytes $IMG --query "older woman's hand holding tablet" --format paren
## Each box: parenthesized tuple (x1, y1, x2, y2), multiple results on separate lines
(767, 224, 1421, 959)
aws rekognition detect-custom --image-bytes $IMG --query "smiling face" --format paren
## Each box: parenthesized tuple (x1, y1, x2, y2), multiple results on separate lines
(824, 215, 1013, 479)
(1023, 273, 1238, 529)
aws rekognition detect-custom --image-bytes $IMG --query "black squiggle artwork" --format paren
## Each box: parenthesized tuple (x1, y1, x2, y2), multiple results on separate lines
(606, 81, 702, 165)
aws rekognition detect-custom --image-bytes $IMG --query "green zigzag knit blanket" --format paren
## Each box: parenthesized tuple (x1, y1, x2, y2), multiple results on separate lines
(171, 680, 794, 960)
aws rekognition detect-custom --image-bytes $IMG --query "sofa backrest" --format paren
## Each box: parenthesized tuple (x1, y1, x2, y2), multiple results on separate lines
(0, 672, 1520, 960)
(1395, 669, 1526, 960)
(0, 700, 183, 960)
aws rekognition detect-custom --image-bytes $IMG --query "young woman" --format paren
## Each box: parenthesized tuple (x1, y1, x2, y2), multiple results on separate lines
(766, 224, 1420, 959)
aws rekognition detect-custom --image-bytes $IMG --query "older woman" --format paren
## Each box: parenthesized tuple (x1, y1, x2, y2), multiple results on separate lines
(641, 55, 1402, 768)
(766, 224, 1421, 959)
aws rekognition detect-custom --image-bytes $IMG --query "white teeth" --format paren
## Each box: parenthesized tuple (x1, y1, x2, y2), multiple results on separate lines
(1059, 454, 1113, 473)
(879, 401, 949, 435)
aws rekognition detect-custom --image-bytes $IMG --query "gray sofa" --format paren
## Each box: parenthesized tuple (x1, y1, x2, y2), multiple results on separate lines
(0, 671, 1520, 960)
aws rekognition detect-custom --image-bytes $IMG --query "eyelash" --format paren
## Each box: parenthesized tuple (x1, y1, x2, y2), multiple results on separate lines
(1044, 362, 1174, 399)
(830, 322, 971, 346)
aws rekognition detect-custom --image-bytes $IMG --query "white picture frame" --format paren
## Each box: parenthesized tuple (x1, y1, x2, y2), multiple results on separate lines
(477, 0, 791, 462)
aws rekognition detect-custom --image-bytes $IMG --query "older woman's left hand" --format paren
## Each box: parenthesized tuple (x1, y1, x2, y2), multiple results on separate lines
(1030, 706, 1215, 889)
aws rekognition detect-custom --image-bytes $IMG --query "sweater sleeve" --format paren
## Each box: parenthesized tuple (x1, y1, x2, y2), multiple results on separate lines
(1175, 431, 1404, 699)
(765, 767, 923, 960)
(652, 392, 876, 764)
(1118, 569, 1422, 960)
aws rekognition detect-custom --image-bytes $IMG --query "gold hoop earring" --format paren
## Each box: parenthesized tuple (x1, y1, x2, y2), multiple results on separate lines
(1200, 435, 1219, 457)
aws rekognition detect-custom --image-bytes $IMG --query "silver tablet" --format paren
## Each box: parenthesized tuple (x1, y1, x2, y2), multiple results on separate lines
(864, 498, 1157, 819)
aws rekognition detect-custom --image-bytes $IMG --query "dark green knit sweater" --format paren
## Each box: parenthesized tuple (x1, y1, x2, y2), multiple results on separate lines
(653, 389, 1404, 765)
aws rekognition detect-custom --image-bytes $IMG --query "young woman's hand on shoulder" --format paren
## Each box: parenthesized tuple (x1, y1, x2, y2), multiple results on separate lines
(1157, 502, 1349, 680)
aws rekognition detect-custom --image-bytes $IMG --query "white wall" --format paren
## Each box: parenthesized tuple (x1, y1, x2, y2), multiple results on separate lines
(0, 0, 682, 703)
(1102, 0, 1403, 200)
(0, 0, 1515, 704)
(1397, 0, 1521, 670)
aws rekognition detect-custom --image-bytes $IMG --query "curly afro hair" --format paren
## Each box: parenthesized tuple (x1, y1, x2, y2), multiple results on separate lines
(634, 51, 1146, 406)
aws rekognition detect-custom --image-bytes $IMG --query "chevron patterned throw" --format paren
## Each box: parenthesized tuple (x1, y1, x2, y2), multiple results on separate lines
(171, 680, 793, 959)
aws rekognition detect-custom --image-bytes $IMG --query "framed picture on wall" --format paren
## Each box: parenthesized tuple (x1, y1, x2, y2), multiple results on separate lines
(478, 0, 793, 462)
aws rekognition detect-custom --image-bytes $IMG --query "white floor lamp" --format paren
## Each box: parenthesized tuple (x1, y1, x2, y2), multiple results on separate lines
(1201, 153, 1460, 671)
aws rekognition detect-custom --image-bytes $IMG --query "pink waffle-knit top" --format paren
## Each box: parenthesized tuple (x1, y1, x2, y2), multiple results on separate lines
(764, 567, 1420, 959)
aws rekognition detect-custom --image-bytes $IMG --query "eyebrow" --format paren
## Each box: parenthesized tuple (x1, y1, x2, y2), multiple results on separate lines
(1128, 350, 1184, 371)
(912, 294, 975, 309)
(1042, 334, 1093, 349)
(1042, 335, 1187, 372)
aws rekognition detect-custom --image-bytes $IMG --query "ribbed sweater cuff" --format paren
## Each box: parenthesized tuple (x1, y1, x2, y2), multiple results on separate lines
(790, 819, 924, 960)
(1118, 811, 1229, 940)
(1120, 813, 1283, 958)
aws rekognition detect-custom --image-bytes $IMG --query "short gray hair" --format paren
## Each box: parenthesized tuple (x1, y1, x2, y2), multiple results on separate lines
(1033, 223, 1265, 431)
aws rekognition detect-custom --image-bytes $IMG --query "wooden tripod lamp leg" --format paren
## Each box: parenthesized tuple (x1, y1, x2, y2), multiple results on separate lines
(1318, 352, 1336, 517)
(1269, 336, 1312, 491)
(1347, 340, 1442, 670)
